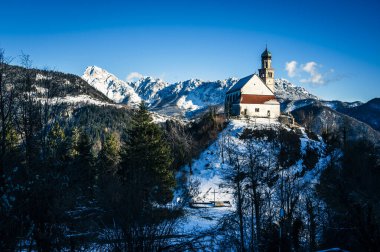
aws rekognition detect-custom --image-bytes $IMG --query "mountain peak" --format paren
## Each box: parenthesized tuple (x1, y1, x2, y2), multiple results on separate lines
(84, 65, 107, 77)
(82, 65, 142, 104)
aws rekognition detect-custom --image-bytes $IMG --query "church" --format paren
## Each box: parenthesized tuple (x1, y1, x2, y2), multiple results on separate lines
(225, 48, 280, 119)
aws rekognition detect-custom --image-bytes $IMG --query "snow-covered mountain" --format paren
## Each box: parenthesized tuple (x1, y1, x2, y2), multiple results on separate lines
(82, 66, 141, 105)
(274, 78, 318, 102)
(82, 66, 317, 117)
(131, 76, 171, 103)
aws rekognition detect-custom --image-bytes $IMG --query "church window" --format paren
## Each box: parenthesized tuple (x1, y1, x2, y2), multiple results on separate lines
(269, 72, 272, 78)
(267, 110, 271, 117)
(255, 108, 259, 112)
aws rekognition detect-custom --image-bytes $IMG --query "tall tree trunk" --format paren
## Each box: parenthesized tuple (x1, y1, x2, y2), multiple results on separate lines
(254, 189, 261, 252)
(235, 158, 245, 252)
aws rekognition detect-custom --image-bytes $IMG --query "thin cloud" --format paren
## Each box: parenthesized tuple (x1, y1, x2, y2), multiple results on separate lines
(285, 60, 343, 86)
(300, 61, 324, 85)
(285, 60, 298, 77)
(126, 72, 143, 82)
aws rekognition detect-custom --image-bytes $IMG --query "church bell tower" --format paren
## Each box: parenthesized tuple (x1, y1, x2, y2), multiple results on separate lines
(258, 46, 275, 92)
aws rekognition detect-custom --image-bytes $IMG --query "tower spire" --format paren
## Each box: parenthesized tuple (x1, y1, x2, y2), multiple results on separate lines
(258, 46, 275, 92)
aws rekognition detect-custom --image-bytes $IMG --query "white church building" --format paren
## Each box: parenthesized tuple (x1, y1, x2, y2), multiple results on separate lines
(225, 48, 280, 119)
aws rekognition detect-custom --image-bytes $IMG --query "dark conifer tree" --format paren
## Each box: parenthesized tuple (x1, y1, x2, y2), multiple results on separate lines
(119, 102, 175, 210)
(97, 102, 178, 250)
(98, 132, 120, 174)
(76, 130, 95, 197)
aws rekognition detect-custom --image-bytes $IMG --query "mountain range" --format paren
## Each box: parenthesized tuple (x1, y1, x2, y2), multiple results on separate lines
(82, 66, 321, 117)
(81, 65, 380, 143)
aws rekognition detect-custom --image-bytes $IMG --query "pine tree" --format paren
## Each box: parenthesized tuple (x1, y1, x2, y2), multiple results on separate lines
(78, 131, 95, 195)
(106, 102, 179, 250)
(68, 129, 95, 198)
(47, 122, 66, 164)
(77, 131, 93, 167)
(68, 127, 80, 159)
(119, 102, 175, 212)
(98, 132, 120, 174)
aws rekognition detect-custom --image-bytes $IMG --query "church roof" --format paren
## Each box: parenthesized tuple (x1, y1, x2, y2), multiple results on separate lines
(240, 94, 277, 104)
(226, 74, 254, 94)
(261, 48, 271, 57)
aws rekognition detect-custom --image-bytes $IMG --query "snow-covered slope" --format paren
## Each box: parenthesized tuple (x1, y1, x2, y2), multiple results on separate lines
(274, 79, 318, 102)
(82, 66, 141, 104)
(332, 98, 380, 131)
(131, 76, 171, 103)
(149, 78, 238, 117)
(292, 103, 380, 143)
(173, 118, 329, 237)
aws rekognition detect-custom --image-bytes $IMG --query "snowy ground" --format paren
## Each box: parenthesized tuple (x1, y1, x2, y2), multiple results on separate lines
(173, 117, 328, 237)
(53, 95, 118, 106)
(174, 118, 280, 234)
(35, 94, 121, 107)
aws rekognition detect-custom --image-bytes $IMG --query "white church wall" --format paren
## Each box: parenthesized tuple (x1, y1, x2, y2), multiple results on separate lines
(239, 103, 280, 119)
(242, 75, 273, 95)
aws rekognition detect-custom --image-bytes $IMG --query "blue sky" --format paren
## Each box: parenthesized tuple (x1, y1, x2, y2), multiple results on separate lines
(1, 0, 379, 102)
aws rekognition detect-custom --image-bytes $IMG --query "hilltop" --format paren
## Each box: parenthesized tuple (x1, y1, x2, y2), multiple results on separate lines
(171, 118, 330, 249)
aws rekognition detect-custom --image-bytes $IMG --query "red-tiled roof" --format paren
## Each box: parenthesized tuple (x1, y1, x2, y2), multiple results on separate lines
(240, 94, 276, 104)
